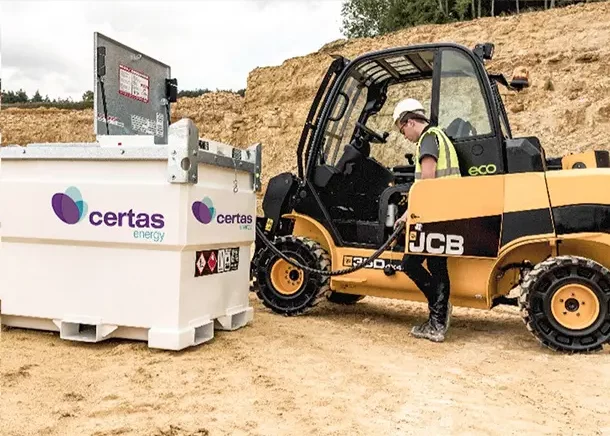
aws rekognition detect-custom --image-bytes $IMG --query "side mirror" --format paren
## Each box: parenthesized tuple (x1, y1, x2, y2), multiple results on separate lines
(510, 66, 530, 91)
(473, 43, 495, 62)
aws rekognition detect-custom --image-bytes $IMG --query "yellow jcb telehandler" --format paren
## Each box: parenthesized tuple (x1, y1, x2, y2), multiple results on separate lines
(251, 42, 610, 353)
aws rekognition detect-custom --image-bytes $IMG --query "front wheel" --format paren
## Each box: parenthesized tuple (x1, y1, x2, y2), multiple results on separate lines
(254, 235, 331, 316)
(519, 255, 610, 353)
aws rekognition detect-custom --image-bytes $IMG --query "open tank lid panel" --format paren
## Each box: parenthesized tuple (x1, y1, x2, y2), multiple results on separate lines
(94, 32, 172, 145)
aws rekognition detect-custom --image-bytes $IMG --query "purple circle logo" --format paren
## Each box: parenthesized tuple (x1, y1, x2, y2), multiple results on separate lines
(51, 186, 88, 225)
(192, 197, 216, 224)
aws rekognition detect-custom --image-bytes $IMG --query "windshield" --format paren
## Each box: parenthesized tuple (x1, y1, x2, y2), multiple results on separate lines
(316, 52, 425, 167)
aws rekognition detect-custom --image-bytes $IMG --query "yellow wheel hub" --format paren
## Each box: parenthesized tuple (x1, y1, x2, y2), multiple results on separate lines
(270, 258, 304, 295)
(551, 284, 600, 330)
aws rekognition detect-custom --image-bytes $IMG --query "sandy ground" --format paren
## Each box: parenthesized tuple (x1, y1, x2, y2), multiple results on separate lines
(2, 293, 610, 436)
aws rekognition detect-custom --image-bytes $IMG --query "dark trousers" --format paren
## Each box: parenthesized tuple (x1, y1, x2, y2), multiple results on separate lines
(401, 254, 451, 326)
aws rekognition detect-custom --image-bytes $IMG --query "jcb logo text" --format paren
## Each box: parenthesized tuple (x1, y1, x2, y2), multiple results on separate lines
(409, 232, 465, 255)
(468, 164, 497, 176)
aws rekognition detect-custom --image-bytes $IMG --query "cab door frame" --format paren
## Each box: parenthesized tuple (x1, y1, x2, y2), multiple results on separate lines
(404, 44, 508, 260)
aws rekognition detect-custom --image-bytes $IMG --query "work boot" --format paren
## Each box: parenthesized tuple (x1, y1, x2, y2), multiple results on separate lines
(410, 318, 446, 342)
(411, 297, 452, 343)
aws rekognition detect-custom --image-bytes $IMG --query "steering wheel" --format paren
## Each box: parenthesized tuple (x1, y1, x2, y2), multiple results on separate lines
(356, 122, 388, 144)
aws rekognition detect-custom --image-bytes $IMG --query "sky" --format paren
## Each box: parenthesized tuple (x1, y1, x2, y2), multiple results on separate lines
(0, 0, 345, 101)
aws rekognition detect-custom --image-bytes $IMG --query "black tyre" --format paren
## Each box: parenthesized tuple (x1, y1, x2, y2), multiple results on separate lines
(519, 255, 610, 353)
(254, 235, 331, 316)
(326, 291, 365, 305)
(249, 250, 262, 293)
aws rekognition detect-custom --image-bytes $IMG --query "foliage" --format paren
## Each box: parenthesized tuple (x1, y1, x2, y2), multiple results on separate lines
(340, 0, 458, 38)
(1, 89, 32, 104)
(82, 90, 94, 102)
(2, 101, 94, 110)
(384, 0, 452, 30)
(340, 0, 391, 38)
(1, 87, 246, 109)
(339, 0, 600, 39)
(177, 88, 246, 98)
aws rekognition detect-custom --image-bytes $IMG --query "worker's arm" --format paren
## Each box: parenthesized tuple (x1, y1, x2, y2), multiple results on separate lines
(418, 133, 439, 179)
(420, 156, 437, 179)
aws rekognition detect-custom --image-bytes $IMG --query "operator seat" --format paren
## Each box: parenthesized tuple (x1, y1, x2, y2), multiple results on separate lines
(445, 117, 477, 139)
(335, 143, 364, 174)
(316, 140, 393, 224)
(313, 141, 370, 189)
(444, 118, 476, 177)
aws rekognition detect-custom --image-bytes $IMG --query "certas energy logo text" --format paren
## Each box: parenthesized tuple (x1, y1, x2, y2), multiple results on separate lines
(51, 186, 166, 243)
(192, 196, 253, 230)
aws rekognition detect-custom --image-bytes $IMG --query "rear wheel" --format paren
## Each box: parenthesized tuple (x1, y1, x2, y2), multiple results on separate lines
(519, 255, 610, 353)
(254, 236, 331, 316)
(326, 291, 365, 305)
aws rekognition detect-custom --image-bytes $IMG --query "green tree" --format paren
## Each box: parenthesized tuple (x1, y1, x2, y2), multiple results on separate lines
(31, 90, 43, 102)
(384, 0, 451, 31)
(340, 0, 452, 38)
(339, 0, 593, 39)
(82, 90, 94, 102)
(340, 0, 391, 38)
(1, 89, 29, 103)
(177, 88, 211, 98)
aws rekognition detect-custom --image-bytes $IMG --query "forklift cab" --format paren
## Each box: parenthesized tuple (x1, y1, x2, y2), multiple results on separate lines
(293, 42, 535, 252)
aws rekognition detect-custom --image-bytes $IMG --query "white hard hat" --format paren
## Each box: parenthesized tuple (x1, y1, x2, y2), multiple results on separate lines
(393, 98, 426, 125)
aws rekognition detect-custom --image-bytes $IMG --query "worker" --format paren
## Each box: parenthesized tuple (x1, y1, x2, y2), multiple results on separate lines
(392, 98, 461, 343)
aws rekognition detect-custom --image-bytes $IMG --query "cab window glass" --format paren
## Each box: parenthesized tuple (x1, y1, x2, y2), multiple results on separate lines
(319, 75, 368, 166)
(365, 78, 433, 168)
(438, 49, 493, 138)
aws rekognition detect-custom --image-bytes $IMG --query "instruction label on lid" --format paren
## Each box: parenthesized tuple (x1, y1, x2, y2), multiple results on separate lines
(119, 64, 150, 103)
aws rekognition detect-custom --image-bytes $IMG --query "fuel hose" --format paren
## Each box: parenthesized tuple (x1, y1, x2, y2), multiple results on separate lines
(255, 220, 406, 276)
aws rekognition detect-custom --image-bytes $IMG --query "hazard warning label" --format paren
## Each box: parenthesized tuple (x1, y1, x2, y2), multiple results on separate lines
(195, 248, 239, 277)
(119, 64, 149, 103)
(97, 113, 125, 128)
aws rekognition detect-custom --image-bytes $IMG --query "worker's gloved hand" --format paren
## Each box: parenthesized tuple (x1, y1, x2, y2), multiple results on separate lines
(394, 214, 407, 230)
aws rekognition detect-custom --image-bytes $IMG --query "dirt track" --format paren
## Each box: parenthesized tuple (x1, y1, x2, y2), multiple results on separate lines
(2, 293, 609, 436)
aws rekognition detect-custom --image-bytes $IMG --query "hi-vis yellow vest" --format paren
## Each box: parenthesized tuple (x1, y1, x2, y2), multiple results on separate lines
(414, 126, 461, 180)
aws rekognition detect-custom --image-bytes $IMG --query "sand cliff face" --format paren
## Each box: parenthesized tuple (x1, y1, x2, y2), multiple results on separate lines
(0, 92, 244, 146)
(1, 2, 610, 197)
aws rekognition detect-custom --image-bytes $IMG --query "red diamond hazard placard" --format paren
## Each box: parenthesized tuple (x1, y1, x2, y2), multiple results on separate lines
(208, 251, 217, 272)
(195, 248, 240, 278)
(196, 252, 206, 276)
